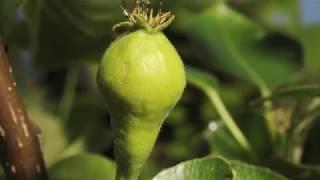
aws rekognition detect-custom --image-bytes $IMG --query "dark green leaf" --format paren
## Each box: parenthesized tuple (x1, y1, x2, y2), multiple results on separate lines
(262, 157, 320, 179)
(49, 154, 116, 180)
(0, 0, 22, 34)
(236, 112, 273, 157)
(66, 93, 112, 152)
(204, 124, 251, 161)
(245, 0, 320, 72)
(176, 1, 299, 89)
(23, 0, 120, 68)
(27, 12, 110, 68)
(0, 167, 4, 179)
(43, 0, 121, 38)
(204, 112, 272, 161)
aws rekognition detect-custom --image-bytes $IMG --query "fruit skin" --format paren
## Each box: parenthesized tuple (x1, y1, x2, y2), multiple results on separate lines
(97, 29, 186, 180)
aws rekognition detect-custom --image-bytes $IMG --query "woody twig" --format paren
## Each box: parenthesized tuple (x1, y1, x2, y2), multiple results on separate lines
(0, 37, 48, 180)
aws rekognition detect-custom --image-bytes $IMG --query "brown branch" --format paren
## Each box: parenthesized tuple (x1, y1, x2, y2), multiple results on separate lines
(0, 37, 48, 180)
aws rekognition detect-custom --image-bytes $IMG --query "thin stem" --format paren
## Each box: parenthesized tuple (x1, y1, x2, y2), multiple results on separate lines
(0, 37, 48, 180)
(204, 86, 255, 157)
(58, 65, 80, 126)
(215, 5, 276, 141)
(186, 66, 255, 157)
(225, 35, 275, 140)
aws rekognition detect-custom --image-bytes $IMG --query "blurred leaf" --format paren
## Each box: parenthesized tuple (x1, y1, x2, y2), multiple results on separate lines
(5, 21, 30, 48)
(262, 157, 320, 179)
(23, 0, 120, 68)
(66, 93, 112, 152)
(23, 0, 43, 57)
(0, 167, 4, 180)
(187, 66, 254, 155)
(0, 0, 19, 16)
(168, 0, 215, 13)
(253, 85, 320, 104)
(27, 101, 67, 166)
(186, 65, 219, 89)
(245, 0, 320, 72)
(204, 112, 272, 161)
(303, 120, 320, 164)
(24, 0, 42, 32)
(44, 0, 121, 38)
(164, 135, 195, 161)
(176, 1, 299, 90)
(153, 157, 233, 180)
(55, 139, 88, 165)
(49, 153, 116, 180)
(0, 0, 22, 34)
(58, 65, 80, 124)
(236, 112, 273, 157)
(204, 124, 250, 161)
(230, 160, 288, 180)
(29, 12, 110, 68)
(166, 104, 187, 126)
(219, 83, 254, 109)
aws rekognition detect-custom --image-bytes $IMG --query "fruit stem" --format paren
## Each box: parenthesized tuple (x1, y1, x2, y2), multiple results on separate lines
(116, 171, 139, 180)
(110, 111, 163, 180)
(204, 87, 256, 158)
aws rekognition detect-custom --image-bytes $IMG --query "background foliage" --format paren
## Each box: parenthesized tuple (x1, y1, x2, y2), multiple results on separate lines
(1, 0, 320, 179)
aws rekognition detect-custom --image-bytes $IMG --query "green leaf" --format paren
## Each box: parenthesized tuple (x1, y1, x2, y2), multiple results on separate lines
(176, 1, 299, 91)
(245, 0, 320, 72)
(153, 157, 233, 180)
(49, 154, 116, 180)
(153, 157, 288, 180)
(230, 160, 288, 180)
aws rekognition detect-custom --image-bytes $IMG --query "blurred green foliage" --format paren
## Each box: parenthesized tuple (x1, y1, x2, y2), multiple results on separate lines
(1, 0, 320, 179)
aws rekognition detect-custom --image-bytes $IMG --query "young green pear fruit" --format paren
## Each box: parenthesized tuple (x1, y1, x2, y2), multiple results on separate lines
(97, 2, 186, 179)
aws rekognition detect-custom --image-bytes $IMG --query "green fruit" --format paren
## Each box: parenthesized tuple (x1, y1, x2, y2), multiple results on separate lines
(97, 3, 186, 179)
(97, 29, 185, 179)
